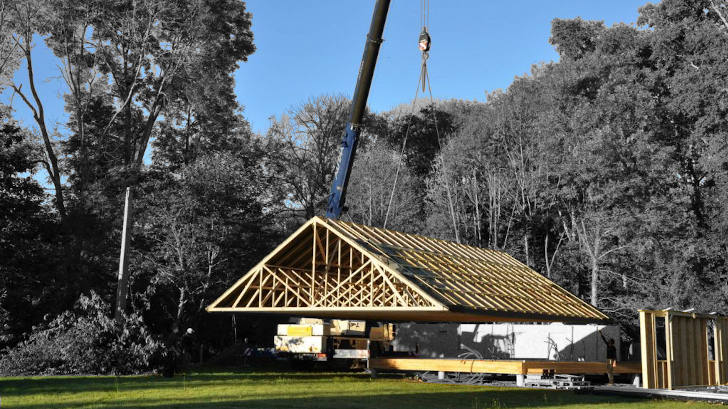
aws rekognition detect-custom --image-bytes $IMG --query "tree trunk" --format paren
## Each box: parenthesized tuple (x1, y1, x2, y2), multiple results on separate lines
(441, 157, 460, 243)
(177, 287, 186, 322)
(575, 218, 602, 307)
(473, 169, 481, 246)
(590, 257, 599, 307)
(544, 232, 565, 279)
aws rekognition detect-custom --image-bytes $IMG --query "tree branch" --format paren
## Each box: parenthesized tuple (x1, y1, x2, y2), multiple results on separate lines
(711, 0, 728, 30)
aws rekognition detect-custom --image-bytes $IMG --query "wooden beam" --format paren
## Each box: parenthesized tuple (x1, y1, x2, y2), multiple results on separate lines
(640, 310, 657, 389)
(232, 269, 259, 308)
(311, 222, 316, 302)
(524, 360, 642, 375)
(368, 358, 641, 375)
(716, 317, 728, 384)
(666, 313, 674, 389)
(337, 236, 342, 307)
(696, 316, 708, 387)
(369, 358, 525, 374)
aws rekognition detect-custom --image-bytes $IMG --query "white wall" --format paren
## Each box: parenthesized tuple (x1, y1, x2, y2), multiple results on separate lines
(392, 322, 620, 361)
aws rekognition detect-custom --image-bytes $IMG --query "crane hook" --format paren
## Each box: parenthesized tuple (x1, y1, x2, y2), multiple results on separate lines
(418, 27, 431, 53)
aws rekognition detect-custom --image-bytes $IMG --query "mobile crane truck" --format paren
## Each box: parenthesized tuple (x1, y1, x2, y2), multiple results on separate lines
(274, 0, 394, 365)
(275, 319, 394, 365)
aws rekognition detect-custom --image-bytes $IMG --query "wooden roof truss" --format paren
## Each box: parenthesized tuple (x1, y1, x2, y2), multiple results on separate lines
(208, 219, 444, 319)
(208, 217, 609, 323)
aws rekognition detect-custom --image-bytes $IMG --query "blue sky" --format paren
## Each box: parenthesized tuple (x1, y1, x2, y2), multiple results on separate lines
(237, 0, 648, 133)
(4, 0, 650, 137)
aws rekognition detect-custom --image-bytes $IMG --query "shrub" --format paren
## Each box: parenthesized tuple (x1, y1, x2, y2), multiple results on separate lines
(0, 292, 161, 376)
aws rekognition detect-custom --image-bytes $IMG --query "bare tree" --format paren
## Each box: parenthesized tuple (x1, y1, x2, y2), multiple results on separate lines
(266, 95, 350, 219)
(346, 140, 421, 232)
(7, 0, 66, 218)
(560, 210, 626, 307)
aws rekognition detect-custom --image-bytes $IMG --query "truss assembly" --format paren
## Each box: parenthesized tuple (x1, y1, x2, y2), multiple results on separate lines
(207, 217, 609, 323)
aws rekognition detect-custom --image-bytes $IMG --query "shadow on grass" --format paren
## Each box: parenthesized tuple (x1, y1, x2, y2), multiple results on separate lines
(9, 389, 644, 409)
(0, 371, 400, 397)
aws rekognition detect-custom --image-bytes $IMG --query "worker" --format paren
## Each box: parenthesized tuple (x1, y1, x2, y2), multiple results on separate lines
(598, 329, 617, 385)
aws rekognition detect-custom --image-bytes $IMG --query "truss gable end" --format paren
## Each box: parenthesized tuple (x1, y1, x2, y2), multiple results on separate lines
(207, 219, 443, 312)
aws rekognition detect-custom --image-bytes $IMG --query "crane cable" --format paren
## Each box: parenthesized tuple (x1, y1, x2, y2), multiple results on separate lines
(384, 1, 451, 232)
(382, 56, 425, 229)
(419, 0, 459, 244)
(420, 0, 429, 29)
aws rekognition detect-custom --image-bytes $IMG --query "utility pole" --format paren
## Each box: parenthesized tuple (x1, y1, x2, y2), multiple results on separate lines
(115, 187, 132, 321)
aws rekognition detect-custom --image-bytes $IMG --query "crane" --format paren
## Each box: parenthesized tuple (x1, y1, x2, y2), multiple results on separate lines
(325, 0, 391, 219)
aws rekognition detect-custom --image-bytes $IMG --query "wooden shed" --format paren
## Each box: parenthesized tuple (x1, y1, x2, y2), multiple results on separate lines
(208, 217, 607, 324)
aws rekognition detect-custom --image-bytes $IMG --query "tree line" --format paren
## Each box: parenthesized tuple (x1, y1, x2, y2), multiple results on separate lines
(1, 0, 727, 374)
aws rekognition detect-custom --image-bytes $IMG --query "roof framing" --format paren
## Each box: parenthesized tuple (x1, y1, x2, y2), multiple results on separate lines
(207, 217, 609, 323)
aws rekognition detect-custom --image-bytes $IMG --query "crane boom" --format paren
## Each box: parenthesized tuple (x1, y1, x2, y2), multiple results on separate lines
(326, 0, 391, 219)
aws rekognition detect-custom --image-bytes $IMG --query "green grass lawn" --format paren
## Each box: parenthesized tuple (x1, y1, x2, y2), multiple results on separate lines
(0, 370, 721, 409)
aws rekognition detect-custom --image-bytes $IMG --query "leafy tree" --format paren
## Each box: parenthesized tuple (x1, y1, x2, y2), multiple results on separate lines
(550, 18, 605, 61)
(132, 148, 277, 359)
(632, 0, 728, 312)
(382, 105, 458, 239)
(0, 106, 58, 347)
(38, 0, 259, 318)
(425, 73, 555, 263)
(546, 23, 655, 307)
(0, 108, 43, 238)
(423, 3, 728, 315)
